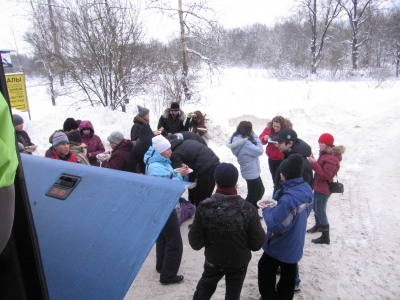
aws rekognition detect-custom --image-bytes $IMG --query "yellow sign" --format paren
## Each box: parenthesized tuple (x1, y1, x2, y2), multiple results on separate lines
(6, 73, 29, 111)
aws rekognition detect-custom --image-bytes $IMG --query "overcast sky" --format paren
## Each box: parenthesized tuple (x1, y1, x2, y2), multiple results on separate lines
(0, 0, 294, 54)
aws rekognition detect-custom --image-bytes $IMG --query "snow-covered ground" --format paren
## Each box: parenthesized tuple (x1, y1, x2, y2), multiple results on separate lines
(13, 69, 400, 299)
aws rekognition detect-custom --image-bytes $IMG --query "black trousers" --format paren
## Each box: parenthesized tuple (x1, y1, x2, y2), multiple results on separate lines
(258, 252, 296, 300)
(156, 209, 183, 282)
(191, 164, 218, 207)
(268, 158, 282, 188)
(245, 176, 265, 208)
(193, 260, 248, 300)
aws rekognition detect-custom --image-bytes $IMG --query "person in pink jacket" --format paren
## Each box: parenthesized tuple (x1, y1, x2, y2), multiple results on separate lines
(78, 120, 105, 166)
(307, 133, 345, 244)
(259, 116, 293, 189)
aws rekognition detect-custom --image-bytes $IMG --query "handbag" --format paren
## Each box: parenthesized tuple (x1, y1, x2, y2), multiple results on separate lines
(327, 174, 344, 194)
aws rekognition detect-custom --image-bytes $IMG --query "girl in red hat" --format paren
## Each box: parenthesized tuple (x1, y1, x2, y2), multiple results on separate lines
(307, 133, 346, 244)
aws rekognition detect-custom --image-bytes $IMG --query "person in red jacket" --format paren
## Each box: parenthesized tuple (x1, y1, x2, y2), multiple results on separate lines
(259, 116, 292, 189)
(78, 120, 105, 166)
(307, 133, 345, 244)
(45, 132, 78, 162)
(98, 131, 133, 170)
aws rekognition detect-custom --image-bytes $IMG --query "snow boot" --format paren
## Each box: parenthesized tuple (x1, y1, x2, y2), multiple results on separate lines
(311, 224, 330, 244)
(306, 215, 321, 233)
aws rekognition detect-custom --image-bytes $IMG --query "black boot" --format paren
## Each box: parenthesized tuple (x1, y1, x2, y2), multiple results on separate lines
(307, 215, 321, 233)
(311, 224, 330, 244)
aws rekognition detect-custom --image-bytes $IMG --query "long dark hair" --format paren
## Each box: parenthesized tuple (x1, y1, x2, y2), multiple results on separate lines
(230, 121, 257, 145)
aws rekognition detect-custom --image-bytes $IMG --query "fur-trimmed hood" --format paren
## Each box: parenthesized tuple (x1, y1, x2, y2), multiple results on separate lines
(161, 107, 186, 121)
(324, 145, 346, 157)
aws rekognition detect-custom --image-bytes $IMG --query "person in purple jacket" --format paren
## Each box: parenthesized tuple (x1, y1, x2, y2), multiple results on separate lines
(78, 120, 105, 166)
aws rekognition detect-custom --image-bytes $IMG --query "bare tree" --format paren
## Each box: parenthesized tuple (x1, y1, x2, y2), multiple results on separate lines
(338, 0, 377, 71)
(25, 0, 66, 105)
(298, 0, 342, 74)
(146, 0, 221, 103)
(25, 0, 162, 111)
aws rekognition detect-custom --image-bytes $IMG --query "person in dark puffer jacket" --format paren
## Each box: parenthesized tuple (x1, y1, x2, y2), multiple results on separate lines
(271, 128, 314, 194)
(168, 137, 220, 206)
(125, 123, 155, 174)
(13, 114, 36, 154)
(130, 105, 150, 142)
(189, 163, 265, 300)
(157, 102, 189, 136)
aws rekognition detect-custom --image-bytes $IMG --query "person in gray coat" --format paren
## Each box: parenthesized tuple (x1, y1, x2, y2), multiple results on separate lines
(226, 121, 265, 208)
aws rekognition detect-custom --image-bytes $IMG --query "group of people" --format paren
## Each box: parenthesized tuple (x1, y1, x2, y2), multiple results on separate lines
(124, 106, 346, 300)
(13, 103, 346, 300)
(184, 116, 344, 300)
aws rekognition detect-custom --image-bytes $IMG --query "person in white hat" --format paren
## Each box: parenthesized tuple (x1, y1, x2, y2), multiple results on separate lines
(143, 135, 190, 285)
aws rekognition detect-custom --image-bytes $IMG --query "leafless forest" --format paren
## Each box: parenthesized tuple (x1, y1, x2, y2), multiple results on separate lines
(10, 0, 400, 110)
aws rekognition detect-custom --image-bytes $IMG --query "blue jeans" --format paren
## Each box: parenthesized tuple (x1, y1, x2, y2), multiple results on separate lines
(313, 191, 331, 226)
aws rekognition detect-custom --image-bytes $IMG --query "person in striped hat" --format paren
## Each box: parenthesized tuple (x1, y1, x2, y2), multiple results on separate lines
(45, 132, 78, 162)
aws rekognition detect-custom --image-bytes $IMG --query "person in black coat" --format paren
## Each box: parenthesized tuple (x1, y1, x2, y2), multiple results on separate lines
(130, 105, 150, 142)
(168, 137, 220, 206)
(177, 131, 207, 145)
(125, 123, 155, 174)
(271, 128, 314, 194)
(158, 102, 189, 136)
(12, 114, 36, 154)
(189, 163, 265, 300)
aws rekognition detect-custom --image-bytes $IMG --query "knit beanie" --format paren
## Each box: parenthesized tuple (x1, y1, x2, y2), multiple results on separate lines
(12, 114, 24, 126)
(318, 133, 334, 147)
(152, 135, 171, 153)
(67, 131, 82, 144)
(52, 132, 69, 147)
(107, 131, 124, 145)
(214, 163, 239, 188)
(137, 105, 150, 117)
(279, 154, 303, 180)
(170, 102, 180, 111)
(63, 118, 79, 131)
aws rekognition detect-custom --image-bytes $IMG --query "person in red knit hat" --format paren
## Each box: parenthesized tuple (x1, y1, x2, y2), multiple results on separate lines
(307, 133, 346, 244)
